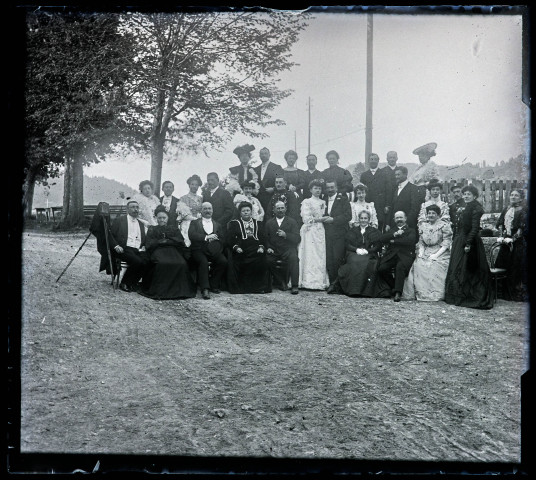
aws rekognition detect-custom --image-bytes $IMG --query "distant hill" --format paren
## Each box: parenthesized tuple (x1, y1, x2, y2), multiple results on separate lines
(32, 175, 138, 208)
(346, 154, 529, 185)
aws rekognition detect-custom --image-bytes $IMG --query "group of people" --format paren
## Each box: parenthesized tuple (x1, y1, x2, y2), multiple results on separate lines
(101, 143, 527, 307)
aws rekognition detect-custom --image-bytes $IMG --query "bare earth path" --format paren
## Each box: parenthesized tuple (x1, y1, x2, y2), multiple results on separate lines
(19, 231, 528, 463)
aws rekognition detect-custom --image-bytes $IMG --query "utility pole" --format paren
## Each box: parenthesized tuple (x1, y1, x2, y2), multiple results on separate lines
(308, 97, 311, 155)
(365, 13, 373, 169)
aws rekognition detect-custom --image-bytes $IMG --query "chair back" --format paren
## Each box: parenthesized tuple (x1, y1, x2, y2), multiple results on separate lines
(489, 242, 505, 269)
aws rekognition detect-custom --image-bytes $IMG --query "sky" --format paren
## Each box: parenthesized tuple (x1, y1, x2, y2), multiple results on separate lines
(85, 10, 527, 192)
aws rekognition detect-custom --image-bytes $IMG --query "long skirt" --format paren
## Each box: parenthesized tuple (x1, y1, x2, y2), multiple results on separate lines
(139, 246, 196, 300)
(444, 234, 493, 309)
(495, 239, 528, 302)
(338, 253, 384, 297)
(226, 239, 270, 294)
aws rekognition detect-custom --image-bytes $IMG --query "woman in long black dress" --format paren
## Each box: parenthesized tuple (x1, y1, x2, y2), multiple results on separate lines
(226, 201, 270, 294)
(495, 188, 528, 301)
(138, 205, 196, 300)
(444, 185, 493, 309)
(337, 209, 385, 297)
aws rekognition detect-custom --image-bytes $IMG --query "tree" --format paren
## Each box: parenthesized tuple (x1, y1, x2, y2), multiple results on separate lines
(122, 10, 308, 195)
(24, 10, 136, 226)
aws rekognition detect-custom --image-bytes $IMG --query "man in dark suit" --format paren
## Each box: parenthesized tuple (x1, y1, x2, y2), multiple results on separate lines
(266, 175, 301, 225)
(387, 166, 422, 232)
(323, 180, 352, 293)
(188, 202, 228, 299)
(380, 151, 399, 222)
(448, 183, 465, 235)
(302, 154, 324, 199)
(377, 210, 417, 302)
(109, 200, 150, 292)
(202, 172, 235, 229)
(265, 201, 301, 294)
(160, 180, 180, 228)
(360, 152, 392, 232)
(254, 147, 284, 216)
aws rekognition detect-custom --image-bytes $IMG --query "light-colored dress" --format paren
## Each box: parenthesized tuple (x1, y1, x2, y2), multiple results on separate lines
(180, 193, 203, 219)
(298, 196, 329, 290)
(417, 198, 450, 226)
(179, 193, 203, 247)
(133, 193, 160, 227)
(232, 193, 265, 221)
(402, 220, 452, 301)
(350, 201, 378, 229)
(409, 161, 440, 201)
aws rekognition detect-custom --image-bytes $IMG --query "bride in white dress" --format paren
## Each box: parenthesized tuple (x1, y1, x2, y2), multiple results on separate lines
(298, 179, 329, 289)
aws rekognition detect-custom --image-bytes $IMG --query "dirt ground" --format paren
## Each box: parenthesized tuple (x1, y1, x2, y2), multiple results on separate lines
(17, 229, 528, 466)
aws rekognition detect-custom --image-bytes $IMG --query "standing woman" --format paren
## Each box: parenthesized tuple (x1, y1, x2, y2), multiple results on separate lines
(403, 204, 452, 301)
(226, 201, 269, 294)
(349, 183, 379, 229)
(138, 205, 197, 300)
(494, 188, 528, 301)
(180, 175, 204, 220)
(298, 179, 329, 290)
(444, 185, 493, 309)
(133, 180, 161, 227)
(282, 150, 306, 199)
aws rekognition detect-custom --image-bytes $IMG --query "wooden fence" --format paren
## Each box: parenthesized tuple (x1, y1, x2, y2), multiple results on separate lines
(440, 179, 528, 213)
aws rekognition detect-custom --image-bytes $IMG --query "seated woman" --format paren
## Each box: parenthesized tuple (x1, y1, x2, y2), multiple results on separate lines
(349, 183, 378, 229)
(444, 185, 493, 309)
(402, 204, 452, 301)
(138, 205, 196, 300)
(232, 181, 265, 221)
(226, 201, 270, 294)
(337, 209, 384, 297)
(417, 179, 450, 226)
(494, 188, 528, 301)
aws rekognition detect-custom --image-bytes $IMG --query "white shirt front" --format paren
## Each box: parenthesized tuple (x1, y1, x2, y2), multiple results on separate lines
(202, 217, 214, 235)
(126, 215, 142, 249)
(162, 195, 173, 211)
(369, 168, 378, 175)
(360, 226, 367, 235)
(397, 180, 409, 195)
(276, 216, 284, 227)
(210, 186, 219, 196)
(327, 194, 337, 215)
(260, 161, 271, 180)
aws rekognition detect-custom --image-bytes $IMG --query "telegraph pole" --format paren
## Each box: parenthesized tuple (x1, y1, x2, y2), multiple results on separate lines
(365, 13, 373, 169)
(308, 97, 311, 155)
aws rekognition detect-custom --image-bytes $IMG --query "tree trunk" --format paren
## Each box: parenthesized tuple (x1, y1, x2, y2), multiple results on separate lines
(22, 165, 38, 220)
(59, 155, 85, 228)
(150, 133, 165, 197)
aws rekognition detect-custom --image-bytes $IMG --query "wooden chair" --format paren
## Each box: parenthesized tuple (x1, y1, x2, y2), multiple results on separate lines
(112, 258, 129, 290)
(488, 242, 508, 305)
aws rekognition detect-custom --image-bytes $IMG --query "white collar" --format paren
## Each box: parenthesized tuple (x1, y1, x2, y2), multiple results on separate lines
(261, 161, 271, 168)
(328, 193, 337, 200)
(388, 165, 397, 170)
(210, 186, 219, 193)
(127, 214, 138, 222)
(370, 168, 378, 174)
(398, 180, 408, 190)
(202, 217, 213, 223)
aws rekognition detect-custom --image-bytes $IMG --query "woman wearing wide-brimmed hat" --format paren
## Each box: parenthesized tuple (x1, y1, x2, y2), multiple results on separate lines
(409, 142, 440, 202)
(228, 144, 260, 196)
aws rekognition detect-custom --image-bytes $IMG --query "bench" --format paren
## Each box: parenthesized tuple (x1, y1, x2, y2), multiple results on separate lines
(83, 205, 126, 219)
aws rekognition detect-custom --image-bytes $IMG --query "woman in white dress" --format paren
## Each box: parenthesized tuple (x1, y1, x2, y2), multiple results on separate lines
(298, 179, 329, 289)
(132, 180, 160, 227)
(349, 183, 378, 229)
(417, 179, 450, 226)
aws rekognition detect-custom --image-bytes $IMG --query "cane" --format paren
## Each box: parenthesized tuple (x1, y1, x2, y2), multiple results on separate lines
(55, 232, 92, 283)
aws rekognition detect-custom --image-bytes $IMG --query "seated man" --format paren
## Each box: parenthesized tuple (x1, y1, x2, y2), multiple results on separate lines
(376, 210, 416, 302)
(109, 200, 150, 292)
(188, 202, 228, 300)
(265, 201, 301, 294)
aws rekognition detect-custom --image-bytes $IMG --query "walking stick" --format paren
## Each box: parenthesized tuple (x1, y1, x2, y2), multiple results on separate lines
(55, 232, 92, 283)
